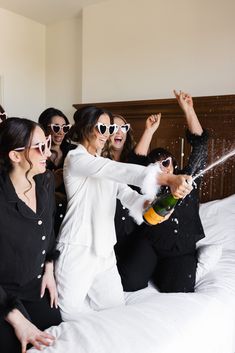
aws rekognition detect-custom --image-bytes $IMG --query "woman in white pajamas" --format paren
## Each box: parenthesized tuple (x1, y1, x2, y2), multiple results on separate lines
(55, 106, 192, 321)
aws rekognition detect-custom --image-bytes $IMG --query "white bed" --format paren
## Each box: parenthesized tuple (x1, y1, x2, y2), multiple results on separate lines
(28, 194, 235, 353)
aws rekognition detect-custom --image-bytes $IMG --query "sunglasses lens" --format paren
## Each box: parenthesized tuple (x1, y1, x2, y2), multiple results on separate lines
(39, 137, 51, 155)
(40, 143, 46, 154)
(162, 159, 170, 168)
(47, 137, 51, 150)
(97, 124, 106, 134)
(109, 125, 116, 135)
(0, 113, 6, 121)
(63, 125, 70, 134)
(52, 125, 60, 133)
(121, 124, 129, 133)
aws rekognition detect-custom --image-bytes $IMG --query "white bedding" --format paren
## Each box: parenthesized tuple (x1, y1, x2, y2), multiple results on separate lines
(28, 194, 235, 353)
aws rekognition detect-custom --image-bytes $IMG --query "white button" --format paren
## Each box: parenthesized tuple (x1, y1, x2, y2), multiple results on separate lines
(38, 220, 42, 225)
(42, 250, 46, 255)
(59, 214, 64, 218)
(42, 236, 46, 240)
(122, 206, 126, 210)
(41, 263, 44, 268)
(122, 217, 125, 221)
(59, 203, 63, 207)
(37, 274, 42, 279)
(174, 229, 178, 234)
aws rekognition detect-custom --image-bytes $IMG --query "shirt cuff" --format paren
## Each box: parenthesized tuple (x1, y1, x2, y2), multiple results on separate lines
(46, 249, 60, 262)
(141, 163, 162, 199)
(0, 294, 25, 321)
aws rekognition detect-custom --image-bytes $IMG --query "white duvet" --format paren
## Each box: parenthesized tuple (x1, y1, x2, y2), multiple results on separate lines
(29, 194, 235, 353)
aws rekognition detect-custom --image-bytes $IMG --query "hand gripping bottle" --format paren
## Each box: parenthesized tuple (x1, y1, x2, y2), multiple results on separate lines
(143, 192, 180, 225)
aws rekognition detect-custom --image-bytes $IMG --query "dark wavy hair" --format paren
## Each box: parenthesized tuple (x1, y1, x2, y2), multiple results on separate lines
(68, 106, 112, 143)
(102, 114, 136, 162)
(0, 117, 40, 193)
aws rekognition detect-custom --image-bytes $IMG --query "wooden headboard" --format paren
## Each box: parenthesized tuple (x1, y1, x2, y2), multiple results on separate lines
(74, 94, 235, 203)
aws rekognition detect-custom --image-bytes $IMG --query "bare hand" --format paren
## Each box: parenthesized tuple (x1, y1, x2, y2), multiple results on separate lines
(6, 309, 55, 353)
(41, 262, 58, 309)
(174, 90, 194, 113)
(168, 174, 193, 199)
(145, 114, 161, 133)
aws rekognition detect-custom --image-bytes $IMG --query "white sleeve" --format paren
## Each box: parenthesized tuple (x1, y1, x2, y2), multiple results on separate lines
(116, 183, 152, 225)
(66, 149, 161, 196)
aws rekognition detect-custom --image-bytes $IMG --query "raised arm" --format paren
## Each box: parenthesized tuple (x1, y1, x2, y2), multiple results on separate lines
(134, 114, 161, 156)
(174, 90, 209, 176)
(173, 90, 203, 136)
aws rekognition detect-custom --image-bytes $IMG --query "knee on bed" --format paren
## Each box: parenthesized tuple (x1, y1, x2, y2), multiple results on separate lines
(121, 272, 149, 292)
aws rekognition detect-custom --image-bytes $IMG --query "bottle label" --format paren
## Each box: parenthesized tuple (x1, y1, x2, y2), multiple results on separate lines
(143, 207, 165, 225)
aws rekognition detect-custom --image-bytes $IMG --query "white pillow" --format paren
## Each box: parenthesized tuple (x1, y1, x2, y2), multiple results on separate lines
(196, 244, 222, 282)
(198, 194, 235, 250)
(195, 194, 235, 281)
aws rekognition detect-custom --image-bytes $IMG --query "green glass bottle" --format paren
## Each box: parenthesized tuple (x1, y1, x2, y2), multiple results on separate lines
(143, 192, 180, 225)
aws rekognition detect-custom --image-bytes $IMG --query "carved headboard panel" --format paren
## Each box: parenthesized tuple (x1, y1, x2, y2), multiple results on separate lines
(74, 94, 235, 203)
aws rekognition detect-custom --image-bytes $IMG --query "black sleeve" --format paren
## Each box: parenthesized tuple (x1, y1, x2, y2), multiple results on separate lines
(44, 171, 60, 263)
(127, 150, 151, 166)
(182, 129, 209, 177)
(0, 286, 27, 321)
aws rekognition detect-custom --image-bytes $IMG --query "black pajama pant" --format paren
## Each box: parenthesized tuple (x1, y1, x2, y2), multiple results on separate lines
(116, 234, 197, 293)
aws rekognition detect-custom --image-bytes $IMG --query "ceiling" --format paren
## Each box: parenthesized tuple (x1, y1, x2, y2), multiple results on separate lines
(0, 0, 106, 24)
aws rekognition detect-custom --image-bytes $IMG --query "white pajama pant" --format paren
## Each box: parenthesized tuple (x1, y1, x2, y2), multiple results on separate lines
(55, 243, 125, 321)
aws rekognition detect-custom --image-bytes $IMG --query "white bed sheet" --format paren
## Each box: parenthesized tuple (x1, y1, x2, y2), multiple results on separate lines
(28, 195, 235, 353)
(28, 250, 235, 353)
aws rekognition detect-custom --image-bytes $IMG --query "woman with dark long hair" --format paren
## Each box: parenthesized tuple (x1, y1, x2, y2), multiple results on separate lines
(0, 118, 62, 353)
(38, 108, 76, 236)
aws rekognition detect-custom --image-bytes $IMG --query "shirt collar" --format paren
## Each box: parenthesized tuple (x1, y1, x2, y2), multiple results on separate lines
(0, 171, 48, 217)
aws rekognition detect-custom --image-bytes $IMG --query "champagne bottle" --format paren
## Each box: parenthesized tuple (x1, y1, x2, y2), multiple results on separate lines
(143, 192, 180, 225)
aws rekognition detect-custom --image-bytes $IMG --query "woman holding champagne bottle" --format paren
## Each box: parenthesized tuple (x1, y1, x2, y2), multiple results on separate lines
(55, 106, 192, 320)
(116, 90, 209, 293)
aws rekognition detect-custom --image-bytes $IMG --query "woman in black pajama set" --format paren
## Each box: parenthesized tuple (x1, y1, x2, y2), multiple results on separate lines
(0, 118, 62, 353)
(116, 90, 209, 293)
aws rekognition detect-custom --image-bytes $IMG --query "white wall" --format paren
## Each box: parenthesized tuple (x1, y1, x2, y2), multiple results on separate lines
(0, 9, 82, 122)
(46, 17, 82, 121)
(82, 0, 235, 102)
(0, 8, 45, 119)
(1, 0, 234, 117)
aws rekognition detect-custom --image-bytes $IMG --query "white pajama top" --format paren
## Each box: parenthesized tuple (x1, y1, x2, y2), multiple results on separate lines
(57, 144, 160, 257)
